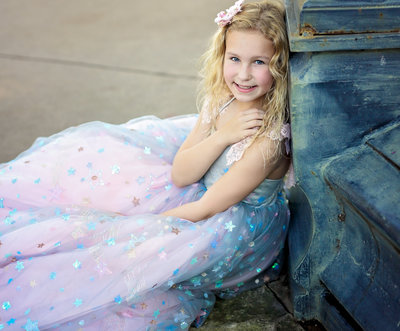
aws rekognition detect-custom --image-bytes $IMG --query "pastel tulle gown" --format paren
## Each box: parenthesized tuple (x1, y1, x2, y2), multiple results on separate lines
(0, 114, 290, 330)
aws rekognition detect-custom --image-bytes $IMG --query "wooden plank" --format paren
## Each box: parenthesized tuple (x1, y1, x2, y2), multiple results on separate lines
(287, 31, 400, 52)
(367, 121, 400, 166)
(285, 0, 400, 52)
(324, 142, 400, 248)
(300, 0, 400, 35)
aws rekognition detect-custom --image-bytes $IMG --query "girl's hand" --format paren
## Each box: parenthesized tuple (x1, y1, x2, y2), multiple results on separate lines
(217, 108, 264, 145)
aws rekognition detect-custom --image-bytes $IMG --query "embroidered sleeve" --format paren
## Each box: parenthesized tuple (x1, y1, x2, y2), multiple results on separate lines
(226, 123, 292, 166)
(200, 99, 213, 124)
(226, 137, 251, 166)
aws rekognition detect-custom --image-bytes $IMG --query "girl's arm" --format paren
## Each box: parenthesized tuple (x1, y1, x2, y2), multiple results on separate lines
(172, 108, 264, 187)
(165, 138, 288, 222)
(171, 114, 227, 187)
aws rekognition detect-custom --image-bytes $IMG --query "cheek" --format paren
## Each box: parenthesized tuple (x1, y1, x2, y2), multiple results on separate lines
(223, 62, 235, 82)
(257, 68, 274, 89)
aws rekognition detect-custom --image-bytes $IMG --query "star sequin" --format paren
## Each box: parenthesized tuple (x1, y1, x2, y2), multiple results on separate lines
(132, 197, 140, 206)
(62, 213, 70, 221)
(87, 222, 96, 230)
(2, 301, 11, 310)
(191, 277, 202, 287)
(111, 165, 120, 175)
(15, 261, 24, 271)
(78, 147, 84, 152)
(153, 309, 160, 318)
(114, 295, 123, 304)
(224, 221, 236, 232)
(74, 298, 83, 307)
(48, 185, 64, 201)
(215, 280, 223, 288)
(106, 238, 115, 246)
(67, 167, 76, 176)
(140, 302, 148, 310)
(22, 318, 39, 331)
(4, 216, 15, 225)
(171, 227, 180, 235)
(30, 280, 37, 288)
(37, 243, 45, 248)
(73, 260, 82, 269)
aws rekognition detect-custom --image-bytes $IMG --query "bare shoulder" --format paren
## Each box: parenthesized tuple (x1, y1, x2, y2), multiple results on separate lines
(244, 136, 290, 180)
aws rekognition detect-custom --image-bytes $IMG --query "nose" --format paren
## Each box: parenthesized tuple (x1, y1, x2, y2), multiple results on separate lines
(238, 63, 251, 81)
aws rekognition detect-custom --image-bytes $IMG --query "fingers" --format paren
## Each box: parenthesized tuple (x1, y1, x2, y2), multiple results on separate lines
(219, 108, 265, 144)
(240, 109, 264, 122)
(238, 110, 264, 137)
(246, 119, 264, 129)
(241, 127, 259, 139)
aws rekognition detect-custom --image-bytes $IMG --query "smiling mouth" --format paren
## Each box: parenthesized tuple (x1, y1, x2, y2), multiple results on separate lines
(234, 82, 257, 92)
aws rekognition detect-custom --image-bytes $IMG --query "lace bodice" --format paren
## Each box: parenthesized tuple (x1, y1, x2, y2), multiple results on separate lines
(201, 97, 294, 189)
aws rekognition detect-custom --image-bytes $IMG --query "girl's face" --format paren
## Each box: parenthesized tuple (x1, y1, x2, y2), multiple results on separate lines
(223, 29, 275, 108)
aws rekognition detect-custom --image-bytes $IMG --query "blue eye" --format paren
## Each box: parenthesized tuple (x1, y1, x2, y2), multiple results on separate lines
(230, 57, 240, 62)
(255, 60, 265, 65)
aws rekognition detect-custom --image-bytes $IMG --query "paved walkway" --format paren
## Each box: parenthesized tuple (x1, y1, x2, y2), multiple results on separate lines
(0, 1, 303, 329)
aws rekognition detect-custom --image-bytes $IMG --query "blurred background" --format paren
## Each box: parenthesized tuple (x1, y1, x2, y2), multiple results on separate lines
(0, 0, 233, 162)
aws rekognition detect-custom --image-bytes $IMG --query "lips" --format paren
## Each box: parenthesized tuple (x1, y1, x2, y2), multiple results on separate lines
(234, 82, 256, 93)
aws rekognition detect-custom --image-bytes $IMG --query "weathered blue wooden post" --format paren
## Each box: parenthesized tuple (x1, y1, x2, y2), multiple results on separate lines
(285, 1, 400, 330)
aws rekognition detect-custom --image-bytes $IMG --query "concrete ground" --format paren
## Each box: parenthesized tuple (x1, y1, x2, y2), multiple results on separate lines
(0, 0, 303, 329)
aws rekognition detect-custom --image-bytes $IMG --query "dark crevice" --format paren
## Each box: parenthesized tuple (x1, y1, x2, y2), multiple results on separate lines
(365, 141, 400, 171)
(323, 291, 364, 331)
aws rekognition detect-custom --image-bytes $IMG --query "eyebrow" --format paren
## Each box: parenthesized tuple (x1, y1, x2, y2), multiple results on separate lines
(225, 52, 271, 60)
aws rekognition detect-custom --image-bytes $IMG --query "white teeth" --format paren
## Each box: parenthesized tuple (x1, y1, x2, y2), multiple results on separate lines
(237, 84, 254, 89)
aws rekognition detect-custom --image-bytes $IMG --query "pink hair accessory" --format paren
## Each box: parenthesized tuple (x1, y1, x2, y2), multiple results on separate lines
(215, 0, 244, 27)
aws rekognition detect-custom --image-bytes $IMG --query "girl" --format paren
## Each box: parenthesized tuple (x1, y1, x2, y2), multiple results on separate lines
(0, 0, 291, 330)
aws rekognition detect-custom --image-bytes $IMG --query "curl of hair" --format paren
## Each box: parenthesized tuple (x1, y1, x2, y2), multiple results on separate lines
(198, 0, 289, 159)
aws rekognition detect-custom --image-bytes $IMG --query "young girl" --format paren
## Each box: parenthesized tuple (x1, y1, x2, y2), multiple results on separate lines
(0, 0, 291, 329)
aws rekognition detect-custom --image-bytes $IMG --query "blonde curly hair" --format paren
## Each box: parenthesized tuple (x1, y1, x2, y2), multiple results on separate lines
(198, 0, 289, 157)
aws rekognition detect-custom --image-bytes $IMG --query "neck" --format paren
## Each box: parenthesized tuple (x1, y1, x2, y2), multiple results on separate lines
(234, 98, 264, 111)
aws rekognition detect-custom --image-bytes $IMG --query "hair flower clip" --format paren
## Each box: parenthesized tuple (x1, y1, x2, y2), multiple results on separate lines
(215, 0, 244, 27)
